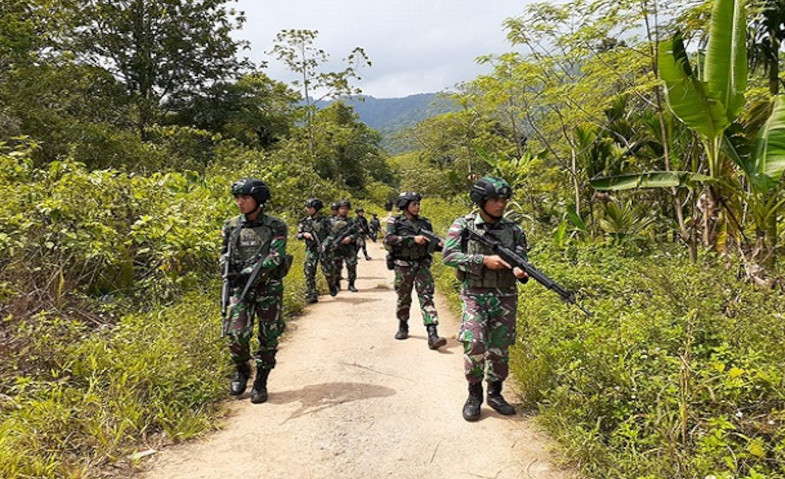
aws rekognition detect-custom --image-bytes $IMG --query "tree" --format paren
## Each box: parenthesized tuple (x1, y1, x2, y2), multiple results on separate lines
(269, 29, 371, 153)
(62, 0, 251, 137)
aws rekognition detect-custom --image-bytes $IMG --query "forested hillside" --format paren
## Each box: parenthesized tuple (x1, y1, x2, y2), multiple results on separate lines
(3, 0, 785, 478)
(316, 93, 457, 131)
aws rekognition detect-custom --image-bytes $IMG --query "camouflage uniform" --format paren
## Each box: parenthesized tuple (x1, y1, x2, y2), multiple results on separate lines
(323, 212, 360, 292)
(355, 210, 372, 259)
(384, 214, 440, 327)
(220, 212, 288, 372)
(369, 215, 381, 241)
(442, 214, 527, 383)
(442, 176, 525, 420)
(296, 213, 330, 302)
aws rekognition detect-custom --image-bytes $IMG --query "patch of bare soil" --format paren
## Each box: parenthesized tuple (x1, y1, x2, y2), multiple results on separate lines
(138, 242, 575, 479)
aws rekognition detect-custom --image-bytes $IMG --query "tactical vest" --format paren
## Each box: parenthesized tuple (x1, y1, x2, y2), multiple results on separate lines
(390, 215, 431, 260)
(301, 215, 328, 249)
(328, 216, 355, 252)
(227, 214, 291, 280)
(459, 214, 517, 289)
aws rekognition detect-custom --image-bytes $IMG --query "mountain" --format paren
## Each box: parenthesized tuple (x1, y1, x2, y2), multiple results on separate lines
(316, 93, 457, 134)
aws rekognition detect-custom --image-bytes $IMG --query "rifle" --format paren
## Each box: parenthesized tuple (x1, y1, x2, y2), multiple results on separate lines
(331, 221, 359, 248)
(303, 220, 322, 250)
(463, 228, 592, 317)
(221, 254, 268, 337)
(416, 228, 444, 254)
(220, 240, 234, 338)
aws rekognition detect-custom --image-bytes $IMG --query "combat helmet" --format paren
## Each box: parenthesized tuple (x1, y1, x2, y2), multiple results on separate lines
(231, 178, 270, 207)
(305, 198, 324, 211)
(394, 191, 422, 210)
(355, 207, 365, 213)
(470, 176, 511, 205)
(336, 199, 351, 209)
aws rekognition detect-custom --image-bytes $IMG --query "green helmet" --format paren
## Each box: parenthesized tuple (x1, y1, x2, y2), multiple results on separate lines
(394, 191, 422, 210)
(470, 176, 511, 205)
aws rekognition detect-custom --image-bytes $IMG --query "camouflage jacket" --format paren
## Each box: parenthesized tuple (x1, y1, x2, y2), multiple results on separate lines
(442, 213, 527, 296)
(220, 212, 288, 281)
(324, 215, 360, 253)
(296, 214, 330, 251)
(384, 214, 435, 263)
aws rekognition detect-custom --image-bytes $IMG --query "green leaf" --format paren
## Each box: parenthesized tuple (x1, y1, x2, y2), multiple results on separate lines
(705, 0, 747, 121)
(751, 95, 785, 193)
(659, 34, 730, 140)
(590, 171, 712, 191)
(566, 205, 588, 233)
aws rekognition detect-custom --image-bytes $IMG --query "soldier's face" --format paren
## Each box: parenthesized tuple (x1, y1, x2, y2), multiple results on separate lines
(235, 194, 258, 214)
(338, 206, 349, 216)
(406, 201, 421, 216)
(306, 206, 317, 216)
(484, 197, 507, 217)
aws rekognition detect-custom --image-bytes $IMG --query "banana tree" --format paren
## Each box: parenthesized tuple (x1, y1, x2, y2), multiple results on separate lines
(592, 0, 747, 251)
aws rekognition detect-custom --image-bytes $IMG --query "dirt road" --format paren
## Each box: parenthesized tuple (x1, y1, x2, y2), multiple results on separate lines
(139, 241, 573, 479)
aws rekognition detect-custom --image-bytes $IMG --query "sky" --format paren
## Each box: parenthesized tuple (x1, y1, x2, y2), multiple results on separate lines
(230, 0, 529, 99)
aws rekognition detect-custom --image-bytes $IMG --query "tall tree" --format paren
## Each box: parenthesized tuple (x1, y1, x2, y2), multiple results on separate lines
(62, 0, 251, 137)
(269, 29, 370, 153)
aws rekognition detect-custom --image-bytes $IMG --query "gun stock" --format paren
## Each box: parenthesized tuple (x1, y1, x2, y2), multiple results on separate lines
(464, 228, 592, 317)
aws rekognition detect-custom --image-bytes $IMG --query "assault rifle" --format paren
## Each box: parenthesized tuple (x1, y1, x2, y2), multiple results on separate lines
(463, 228, 592, 317)
(220, 241, 233, 338)
(416, 228, 444, 254)
(331, 221, 359, 248)
(221, 254, 268, 337)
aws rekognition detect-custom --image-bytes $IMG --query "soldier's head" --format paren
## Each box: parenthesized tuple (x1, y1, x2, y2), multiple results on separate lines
(330, 202, 339, 216)
(355, 207, 365, 216)
(231, 178, 270, 215)
(372, 213, 378, 218)
(305, 197, 323, 215)
(336, 199, 351, 216)
(470, 176, 511, 221)
(395, 191, 422, 217)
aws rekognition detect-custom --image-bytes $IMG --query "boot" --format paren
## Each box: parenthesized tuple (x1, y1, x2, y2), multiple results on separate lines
(365, 253, 372, 260)
(250, 367, 271, 404)
(306, 296, 318, 304)
(394, 320, 409, 340)
(230, 362, 251, 396)
(329, 283, 338, 297)
(487, 381, 516, 416)
(348, 282, 358, 292)
(462, 382, 483, 422)
(426, 324, 447, 350)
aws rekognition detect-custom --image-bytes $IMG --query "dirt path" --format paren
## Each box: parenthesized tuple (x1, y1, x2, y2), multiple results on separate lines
(139, 242, 573, 479)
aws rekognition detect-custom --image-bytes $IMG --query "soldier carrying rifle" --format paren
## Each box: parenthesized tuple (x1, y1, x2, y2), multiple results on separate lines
(296, 198, 331, 304)
(220, 178, 289, 404)
(383, 191, 447, 350)
(323, 199, 360, 294)
(442, 176, 529, 421)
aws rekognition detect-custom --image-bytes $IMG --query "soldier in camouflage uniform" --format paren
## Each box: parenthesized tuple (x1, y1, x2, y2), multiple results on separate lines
(323, 199, 360, 294)
(220, 178, 289, 404)
(369, 213, 381, 242)
(442, 177, 529, 421)
(384, 191, 447, 350)
(296, 198, 331, 304)
(355, 207, 372, 260)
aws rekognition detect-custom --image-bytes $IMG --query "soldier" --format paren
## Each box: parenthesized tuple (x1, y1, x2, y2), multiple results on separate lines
(369, 213, 381, 242)
(355, 207, 372, 260)
(383, 191, 447, 350)
(323, 199, 360, 294)
(296, 198, 331, 304)
(330, 202, 339, 217)
(220, 178, 289, 404)
(442, 176, 529, 421)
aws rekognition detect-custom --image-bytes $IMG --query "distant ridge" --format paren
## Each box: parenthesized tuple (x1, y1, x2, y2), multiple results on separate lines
(315, 93, 457, 133)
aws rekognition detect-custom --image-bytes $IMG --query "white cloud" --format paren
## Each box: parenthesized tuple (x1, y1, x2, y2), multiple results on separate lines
(231, 0, 528, 98)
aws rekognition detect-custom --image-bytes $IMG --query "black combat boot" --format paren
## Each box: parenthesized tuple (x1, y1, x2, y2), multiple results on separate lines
(348, 282, 358, 292)
(329, 283, 338, 296)
(250, 367, 271, 404)
(365, 254, 372, 260)
(306, 296, 318, 304)
(230, 362, 251, 396)
(426, 324, 447, 350)
(487, 381, 516, 416)
(394, 320, 409, 340)
(462, 382, 483, 422)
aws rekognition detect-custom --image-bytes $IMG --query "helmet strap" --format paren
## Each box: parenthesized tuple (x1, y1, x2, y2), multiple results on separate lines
(480, 201, 503, 222)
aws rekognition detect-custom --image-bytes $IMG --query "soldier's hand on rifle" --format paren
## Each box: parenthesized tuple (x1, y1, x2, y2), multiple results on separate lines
(513, 267, 530, 281)
(413, 235, 427, 245)
(303, 232, 313, 240)
(483, 254, 512, 270)
(341, 236, 353, 245)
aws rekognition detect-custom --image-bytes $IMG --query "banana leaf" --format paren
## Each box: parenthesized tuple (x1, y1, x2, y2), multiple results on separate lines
(705, 0, 747, 122)
(590, 171, 712, 191)
(751, 95, 785, 194)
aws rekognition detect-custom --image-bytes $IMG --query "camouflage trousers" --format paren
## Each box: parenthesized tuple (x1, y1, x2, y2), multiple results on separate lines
(324, 246, 357, 287)
(357, 236, 369, 257)
(303, 248, 326, 301)
(394, 260, 439, 326)
(458, 289, 517, 383)
(226, 280, 285, 370)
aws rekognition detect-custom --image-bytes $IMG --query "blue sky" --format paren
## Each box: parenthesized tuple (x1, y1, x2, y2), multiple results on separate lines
(231, 0, 529, 99)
